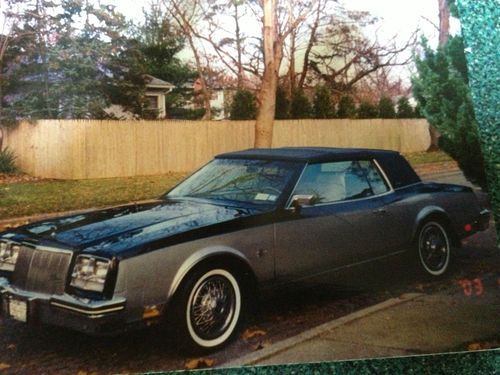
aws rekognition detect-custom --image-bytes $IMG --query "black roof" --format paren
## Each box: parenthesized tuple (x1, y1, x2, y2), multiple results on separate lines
(216, 147, 399, 163)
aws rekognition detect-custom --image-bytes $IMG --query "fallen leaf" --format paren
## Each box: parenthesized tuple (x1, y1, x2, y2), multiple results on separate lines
(184, 358, 216, 370)
(7, 344, 15, 350)
(467, 343, 482, 351)
(76, 371, 88, 375)
(251, 339, 272, 351)
(0, 363, 11, 371)
(241, 327, 267, 340)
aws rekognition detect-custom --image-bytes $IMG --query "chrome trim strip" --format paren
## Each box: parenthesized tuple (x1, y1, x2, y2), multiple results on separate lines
(50, 301, 125, 315)
(285, 163, 309, 209)
(372, 158, 394, 192)
(395, 181, 424, 191)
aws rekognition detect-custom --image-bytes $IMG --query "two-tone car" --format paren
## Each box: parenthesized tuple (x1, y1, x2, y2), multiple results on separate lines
(0, 147, 490, 351)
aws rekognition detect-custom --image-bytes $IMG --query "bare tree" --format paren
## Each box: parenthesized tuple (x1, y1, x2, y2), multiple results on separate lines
(163, 0, 212, 119)
(308, 11, 416, 97)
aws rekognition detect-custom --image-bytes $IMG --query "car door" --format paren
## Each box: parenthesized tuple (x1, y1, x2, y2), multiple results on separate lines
(274, 159, 396, 284)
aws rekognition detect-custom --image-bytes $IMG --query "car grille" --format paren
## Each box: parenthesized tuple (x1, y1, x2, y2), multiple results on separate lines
(12, 246, 73, 295)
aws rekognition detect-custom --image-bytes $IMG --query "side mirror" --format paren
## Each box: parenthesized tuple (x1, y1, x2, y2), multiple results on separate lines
(289, 194, 316, 213)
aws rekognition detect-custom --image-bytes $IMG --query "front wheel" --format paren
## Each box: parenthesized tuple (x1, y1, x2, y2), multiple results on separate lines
(176, 267, 243, 351)
(417, 221, 451, 276)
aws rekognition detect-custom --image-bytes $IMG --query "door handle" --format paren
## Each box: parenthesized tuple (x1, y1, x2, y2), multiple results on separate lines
(373, 208, 386, 215)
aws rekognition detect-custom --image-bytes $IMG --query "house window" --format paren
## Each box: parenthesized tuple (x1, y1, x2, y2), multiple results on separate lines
(146, 95, 159, 109)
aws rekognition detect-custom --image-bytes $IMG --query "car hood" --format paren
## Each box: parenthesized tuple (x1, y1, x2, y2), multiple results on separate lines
(2, 199, 264, 258)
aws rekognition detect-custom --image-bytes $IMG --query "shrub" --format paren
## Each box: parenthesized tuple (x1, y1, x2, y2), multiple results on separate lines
(230, 89, 256, 120)
(337, 95, 357, 118)
(0, 148, 19, 174)
(275, 86, 290, 119)
(313, 85, 335, 119)
(378, 96, 396, 118)
(290, 89, 312, 119)
(396, 97, 415, 118)
(357, 101, 378, 119)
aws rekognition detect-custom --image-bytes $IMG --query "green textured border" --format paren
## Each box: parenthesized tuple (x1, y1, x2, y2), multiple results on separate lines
(146, 350, 500, 374)
(456, 0, 500, 245)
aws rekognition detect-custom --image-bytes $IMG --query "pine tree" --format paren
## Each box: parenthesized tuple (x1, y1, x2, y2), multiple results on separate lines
(396, 97, 414, 118)
(290, 89, 312, 119)
(337, 95, 356, 118)
(275, 86, 289, 119)
(1, 0, 147, 120)
(313, 86, 335, 119)
(413, 36, 487, 189)
(377, 96, 395, 118)
(357, 101, 377, 119)
(230, 89, 256, 120)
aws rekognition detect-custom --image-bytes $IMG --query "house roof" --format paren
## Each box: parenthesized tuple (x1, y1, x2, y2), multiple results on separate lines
(145, 74, 175, 89)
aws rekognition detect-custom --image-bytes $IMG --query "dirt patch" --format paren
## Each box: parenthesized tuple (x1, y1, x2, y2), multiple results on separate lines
(0, 173, 49, 184)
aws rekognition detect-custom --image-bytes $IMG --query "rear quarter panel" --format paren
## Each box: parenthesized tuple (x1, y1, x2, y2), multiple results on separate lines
(383, 182, 480, 248)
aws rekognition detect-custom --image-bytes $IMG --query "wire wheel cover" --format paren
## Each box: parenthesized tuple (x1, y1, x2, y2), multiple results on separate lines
(189, 274, 237, 341)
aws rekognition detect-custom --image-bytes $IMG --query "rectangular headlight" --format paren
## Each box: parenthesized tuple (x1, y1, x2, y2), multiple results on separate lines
(70, 255, 111, 293)
(0, 241, 20, 272)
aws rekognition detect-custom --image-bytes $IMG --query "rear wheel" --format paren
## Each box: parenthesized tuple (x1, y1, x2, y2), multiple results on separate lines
(417, 221, 451, 276)
(174, 266, 243, 352)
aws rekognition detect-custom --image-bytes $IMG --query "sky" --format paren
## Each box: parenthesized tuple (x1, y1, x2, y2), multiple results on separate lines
(109, 0, 459, 82)
(110, 0, 458, 45)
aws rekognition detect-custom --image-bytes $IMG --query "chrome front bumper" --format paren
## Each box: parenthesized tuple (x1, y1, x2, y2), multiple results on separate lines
(0, 277, 127, 335)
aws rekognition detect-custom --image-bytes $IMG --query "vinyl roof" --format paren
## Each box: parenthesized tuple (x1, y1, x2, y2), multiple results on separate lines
(216, 147, 400, 163)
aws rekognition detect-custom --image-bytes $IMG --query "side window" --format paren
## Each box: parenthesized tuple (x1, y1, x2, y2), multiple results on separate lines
(292, 160, 389, 205)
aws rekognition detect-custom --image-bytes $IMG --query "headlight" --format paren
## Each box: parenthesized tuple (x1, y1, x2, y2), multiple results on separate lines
(0, 242, 21, 272)
(70, 255, 111, 293)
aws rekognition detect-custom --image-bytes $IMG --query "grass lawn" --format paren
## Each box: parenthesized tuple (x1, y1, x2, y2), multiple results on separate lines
(0, 151, 453, 221)
(0, 173, 185, 220)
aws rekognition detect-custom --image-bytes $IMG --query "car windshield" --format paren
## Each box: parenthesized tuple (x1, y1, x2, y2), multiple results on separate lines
(166, 158, 299, 205)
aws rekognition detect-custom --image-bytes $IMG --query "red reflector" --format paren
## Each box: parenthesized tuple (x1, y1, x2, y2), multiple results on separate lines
(464, 224, 472, 232)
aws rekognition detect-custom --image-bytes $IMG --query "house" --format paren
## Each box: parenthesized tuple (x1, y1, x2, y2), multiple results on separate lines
(106, 74, 175, 119)
(143, 75, 175, 118)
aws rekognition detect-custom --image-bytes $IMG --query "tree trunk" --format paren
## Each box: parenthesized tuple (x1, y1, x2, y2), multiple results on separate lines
(234, 2, 245, 89)
(254, 0, 279, 148)
(186, 33, 212, 120)
(438, 0, 450, 47)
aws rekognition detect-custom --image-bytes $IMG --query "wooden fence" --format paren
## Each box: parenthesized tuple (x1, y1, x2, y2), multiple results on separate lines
(4, 119, 431, 179)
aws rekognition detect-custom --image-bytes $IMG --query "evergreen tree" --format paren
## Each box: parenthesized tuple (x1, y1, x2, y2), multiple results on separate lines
(396, 97, 414, 118)
(290, 89, 312, 119)
(357, 101, 377, 119)
(337, 95, 356, 118)
(132, 4, 197, 119)
(313, 86, 335, 119)
(377, 96, 396, 118)
(413, 36, 487, 189)
(275, 86, 289, 119)
(230, 89, 256, 120)
(2, 0, 147, 120)
(134, 4, 195, 88)
(413, 104, 424, 118)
